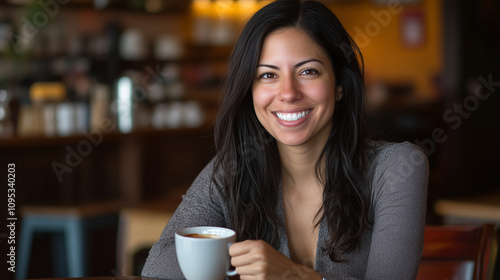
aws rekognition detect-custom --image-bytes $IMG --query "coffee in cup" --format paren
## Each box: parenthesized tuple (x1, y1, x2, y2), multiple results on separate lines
(182, 233, 221, 239)
(175, 226, 237, 280)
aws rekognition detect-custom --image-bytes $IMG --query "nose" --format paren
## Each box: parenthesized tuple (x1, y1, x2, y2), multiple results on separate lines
(278, 75, 302, 103)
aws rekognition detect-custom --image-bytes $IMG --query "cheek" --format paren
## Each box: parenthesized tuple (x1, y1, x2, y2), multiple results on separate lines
(252, 86, 275, 110)
(307, 83, 335, 104)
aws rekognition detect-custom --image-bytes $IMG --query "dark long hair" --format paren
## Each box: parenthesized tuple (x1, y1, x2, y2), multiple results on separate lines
(213, 0, 370, 262)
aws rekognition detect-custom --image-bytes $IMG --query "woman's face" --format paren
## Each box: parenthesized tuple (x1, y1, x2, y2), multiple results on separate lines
(252, 28, 340, 148)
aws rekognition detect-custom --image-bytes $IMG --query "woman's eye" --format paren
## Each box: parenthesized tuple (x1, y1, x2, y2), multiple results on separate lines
(300, 68, 318, 76)
(259, 73, 277, 79)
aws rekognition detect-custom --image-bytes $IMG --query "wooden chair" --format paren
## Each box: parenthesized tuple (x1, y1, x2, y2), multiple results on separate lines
(416, 224, 499, 280)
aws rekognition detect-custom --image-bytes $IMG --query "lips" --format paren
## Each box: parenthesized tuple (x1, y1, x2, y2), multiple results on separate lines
(274, 109, 311, 127)
(275, 110, 311, 121)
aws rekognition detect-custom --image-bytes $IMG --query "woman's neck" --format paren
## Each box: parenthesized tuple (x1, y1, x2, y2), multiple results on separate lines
(278, 142, 325, 190)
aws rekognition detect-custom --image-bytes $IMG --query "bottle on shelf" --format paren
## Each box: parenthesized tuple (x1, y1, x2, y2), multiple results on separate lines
(18, 81, 67, 137)
(0, 88, 14, 137)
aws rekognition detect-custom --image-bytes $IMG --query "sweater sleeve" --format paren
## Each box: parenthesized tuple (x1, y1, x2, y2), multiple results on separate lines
(363, 142, 429, 280)
(141, 160, 228, 279)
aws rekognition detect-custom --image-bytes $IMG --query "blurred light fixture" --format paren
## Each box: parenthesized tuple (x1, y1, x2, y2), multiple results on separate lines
(192, 0, 211, 13)
(238, 0, 257, 4)
(237, 0, 257, 10)
(192, 0, 261, 15)
(193, 0, 258, 5)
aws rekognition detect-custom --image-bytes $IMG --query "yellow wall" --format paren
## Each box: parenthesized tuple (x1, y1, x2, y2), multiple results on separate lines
(190, 0, 443, 99)
(330, 0, 443, 98)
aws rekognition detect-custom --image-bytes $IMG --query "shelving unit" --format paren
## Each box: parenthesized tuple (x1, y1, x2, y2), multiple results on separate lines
(0, 0, 227, 209)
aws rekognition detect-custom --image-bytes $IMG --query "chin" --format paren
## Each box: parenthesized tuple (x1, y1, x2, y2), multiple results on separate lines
(276, 136, 309, 147)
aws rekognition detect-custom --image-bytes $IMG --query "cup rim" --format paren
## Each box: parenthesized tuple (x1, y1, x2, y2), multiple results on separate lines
(175, 226, 235, 239)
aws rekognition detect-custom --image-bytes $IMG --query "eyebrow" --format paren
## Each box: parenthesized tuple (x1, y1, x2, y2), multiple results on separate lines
(257, 58, 323, 70)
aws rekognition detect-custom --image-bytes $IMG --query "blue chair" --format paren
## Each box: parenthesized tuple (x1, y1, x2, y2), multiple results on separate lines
(16, 202, 120, 280)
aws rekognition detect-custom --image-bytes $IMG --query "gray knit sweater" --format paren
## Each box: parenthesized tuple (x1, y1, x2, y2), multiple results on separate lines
(142, 141, 428, 279)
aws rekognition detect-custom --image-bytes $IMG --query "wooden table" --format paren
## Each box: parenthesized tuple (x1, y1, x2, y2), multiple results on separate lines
(434, 191, 500, 225)
(26, 276, 240, 280)
(24, 277, 180, 280)
(26, 277, 149, 280)
(434, 191, 500, 279)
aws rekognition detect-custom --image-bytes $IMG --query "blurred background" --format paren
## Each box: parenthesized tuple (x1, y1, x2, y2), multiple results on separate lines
(0, 0, 499, 279)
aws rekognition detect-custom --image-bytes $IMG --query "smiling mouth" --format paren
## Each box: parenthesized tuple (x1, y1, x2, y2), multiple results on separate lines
(275, 110, 311, 121)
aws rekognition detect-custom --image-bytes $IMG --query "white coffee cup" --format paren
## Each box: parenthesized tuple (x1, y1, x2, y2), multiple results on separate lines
(175, 226, 238, 280)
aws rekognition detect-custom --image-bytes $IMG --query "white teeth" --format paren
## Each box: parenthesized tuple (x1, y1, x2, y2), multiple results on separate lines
(276, 110, 310, 121)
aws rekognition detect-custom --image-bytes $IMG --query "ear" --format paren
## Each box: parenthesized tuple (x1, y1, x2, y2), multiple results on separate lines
(336, 85, 343, 101)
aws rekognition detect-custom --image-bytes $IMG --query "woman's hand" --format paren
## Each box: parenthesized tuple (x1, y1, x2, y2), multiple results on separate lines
(229, 240, 322, 280)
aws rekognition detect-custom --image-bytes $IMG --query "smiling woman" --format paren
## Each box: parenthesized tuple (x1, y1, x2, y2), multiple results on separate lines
(252, 28, 338, 148)
(142, 0, 429, 279)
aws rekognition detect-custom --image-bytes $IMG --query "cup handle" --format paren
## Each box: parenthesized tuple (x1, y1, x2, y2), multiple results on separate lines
(227, 243, 238, 276)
